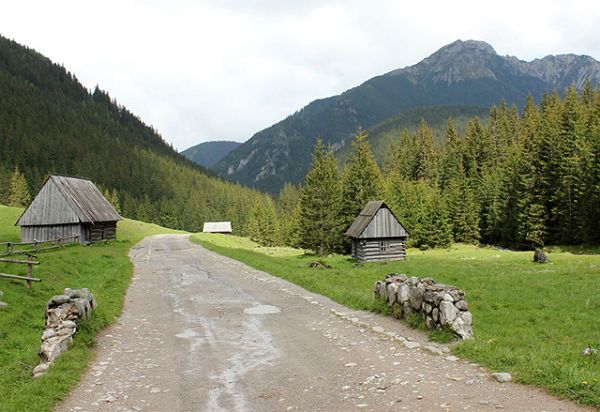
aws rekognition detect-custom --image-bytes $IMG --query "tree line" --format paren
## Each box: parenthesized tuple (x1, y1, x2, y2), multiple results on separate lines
(247, 85, 600, 254)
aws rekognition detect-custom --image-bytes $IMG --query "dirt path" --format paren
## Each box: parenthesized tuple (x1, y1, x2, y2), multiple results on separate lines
(57, 234, 590, 411)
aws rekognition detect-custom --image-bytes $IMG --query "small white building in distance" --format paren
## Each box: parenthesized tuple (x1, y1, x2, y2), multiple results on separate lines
(202, 221, 232, 234)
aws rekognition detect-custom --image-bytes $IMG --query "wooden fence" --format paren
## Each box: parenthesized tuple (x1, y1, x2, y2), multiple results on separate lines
(0, 235, 79, 257)
(0, 256, 41, 288)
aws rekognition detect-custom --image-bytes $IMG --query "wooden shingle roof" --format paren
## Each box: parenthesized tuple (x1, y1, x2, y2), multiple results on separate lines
(17, 175, 122, 226)
(345, 200, 408, 239)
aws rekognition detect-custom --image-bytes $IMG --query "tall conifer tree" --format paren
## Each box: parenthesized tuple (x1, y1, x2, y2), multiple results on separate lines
(340, 128, 383, 234)
(299, 139, 343, 255)
(7, 167, 30, 207)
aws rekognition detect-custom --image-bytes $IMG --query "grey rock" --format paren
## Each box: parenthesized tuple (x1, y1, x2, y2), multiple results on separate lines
(42, 329, 57, 341)
(451, 315, 473, 340)
(374, 281, 384, 297)
(387, 283, 398, 306)
(533, 248, 549, 263)
(439, 301, 458, 325)
(409, 283, 425, 310)
(433, 292, 446, 305)
(455, 299, 469, 311)
(47, 294, 71, 308)
(492, 372, 512, 383)
(379, 283, 389, 300)
(460, 311, 473, 327)
(404, 341, 421, 349)
(0, 301, 7, 309)
(423, 303, 432, 313)
(423, 291, 435, 302)
(397, 284, 410, 304)
(424, 344, 443, 355)
(442, 293, 454, 302)
(32, 362, 50, 378)
(432, 308, 439, 322)
(449, 289, 465, 301)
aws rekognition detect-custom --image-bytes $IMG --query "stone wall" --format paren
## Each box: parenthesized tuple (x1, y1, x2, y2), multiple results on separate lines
(374, 274, 473, 339)
(33, 288, 96, 377)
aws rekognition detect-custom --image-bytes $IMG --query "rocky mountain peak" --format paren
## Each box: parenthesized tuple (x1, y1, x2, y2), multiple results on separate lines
(394, 39, 500, 84)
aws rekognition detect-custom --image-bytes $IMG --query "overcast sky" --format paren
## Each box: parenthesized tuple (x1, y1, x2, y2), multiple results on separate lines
(2, 0, 600, 151)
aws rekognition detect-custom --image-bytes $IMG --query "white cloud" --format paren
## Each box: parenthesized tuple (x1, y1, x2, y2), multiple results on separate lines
(1, 0, 599, 150)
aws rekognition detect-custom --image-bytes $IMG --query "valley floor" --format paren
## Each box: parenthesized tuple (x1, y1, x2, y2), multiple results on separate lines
(58, 235, 588, 411)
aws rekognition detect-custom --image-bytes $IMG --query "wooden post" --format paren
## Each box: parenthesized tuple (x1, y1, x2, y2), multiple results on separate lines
(34, 240, 40, 253)
(7, 242, 12, 255)
(27, 261, 33, 289)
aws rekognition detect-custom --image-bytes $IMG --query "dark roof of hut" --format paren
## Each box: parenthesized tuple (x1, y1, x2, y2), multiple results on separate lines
(17, 175, 122, 226)
(345, 200, 408, 238)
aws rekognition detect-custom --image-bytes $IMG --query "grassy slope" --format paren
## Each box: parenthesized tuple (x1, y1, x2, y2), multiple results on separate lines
(192, 233, 600, 407)
(0, 205, 183, 412)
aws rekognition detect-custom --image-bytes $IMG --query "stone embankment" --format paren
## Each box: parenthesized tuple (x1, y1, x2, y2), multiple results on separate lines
(374, 274, 473, 339)
(33, 288, 96, 377)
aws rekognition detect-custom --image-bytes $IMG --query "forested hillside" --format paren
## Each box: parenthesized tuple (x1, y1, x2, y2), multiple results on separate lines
(246, 86, 600, 251)
(336, 105, 489, 165)
(0, 35, 268, 232)
(214, 40, 600, 193)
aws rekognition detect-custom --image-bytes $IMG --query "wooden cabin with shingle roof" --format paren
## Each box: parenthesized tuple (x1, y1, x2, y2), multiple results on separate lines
(345, 200, 408, 262)
(16, 175, 122, 243)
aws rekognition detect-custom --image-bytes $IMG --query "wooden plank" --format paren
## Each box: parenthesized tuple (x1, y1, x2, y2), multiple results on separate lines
(0, 258, 39, 265)
(0, 273, 41, 282)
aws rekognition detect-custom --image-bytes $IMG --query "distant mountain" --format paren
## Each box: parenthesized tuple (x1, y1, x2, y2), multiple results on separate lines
(181, 141, 241, 168)
(213, 40, 600, 193)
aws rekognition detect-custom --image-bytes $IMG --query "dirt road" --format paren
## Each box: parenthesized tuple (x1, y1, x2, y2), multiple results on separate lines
(58, 234, 589, 411)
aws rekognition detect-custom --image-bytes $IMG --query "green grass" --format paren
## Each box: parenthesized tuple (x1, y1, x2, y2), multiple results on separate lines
(0, 205, 183, 412)
(191, 233, 600, 408)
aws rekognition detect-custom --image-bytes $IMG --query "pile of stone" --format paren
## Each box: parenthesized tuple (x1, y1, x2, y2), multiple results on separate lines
(33, 288, 96, 378)
(0, 290, 7, 309)
(374, 274, 473, 339)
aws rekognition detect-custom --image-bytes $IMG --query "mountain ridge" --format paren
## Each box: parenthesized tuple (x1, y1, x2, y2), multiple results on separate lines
(213, 39, 600, 193)
(181, 140, 241, 168)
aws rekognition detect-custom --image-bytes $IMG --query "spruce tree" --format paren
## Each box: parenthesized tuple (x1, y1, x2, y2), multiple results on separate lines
(445, 166, 480, 244)
(552, 86, 587, 243)
(299, 139, 343, 255)
(515, 96, 547, 247)
(413, 120, 438, 182)
(439, 118, 463, 191)
(340, 128, 383, 234)
(278, 183, 301, 246)
(421, 187, 453, 249)
(7, 167, 30, 207)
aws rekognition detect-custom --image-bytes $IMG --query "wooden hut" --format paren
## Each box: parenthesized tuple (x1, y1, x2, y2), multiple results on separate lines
(345, 200, 408, 262)
(202, 222, 232, 234)
(16, 175, 122, 243)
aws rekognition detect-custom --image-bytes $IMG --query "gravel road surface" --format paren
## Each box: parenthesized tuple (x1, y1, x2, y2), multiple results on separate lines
(57, 234, 590, 411)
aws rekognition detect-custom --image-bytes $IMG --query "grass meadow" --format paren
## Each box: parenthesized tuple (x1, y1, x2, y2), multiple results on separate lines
(0, 205, 182, 412)
(192, 232, 600, 407)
